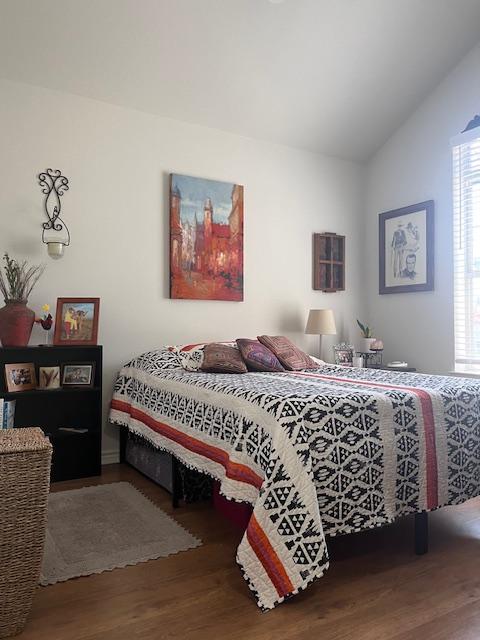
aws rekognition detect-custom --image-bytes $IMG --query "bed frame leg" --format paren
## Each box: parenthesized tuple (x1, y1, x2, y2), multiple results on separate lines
(119, 426, 127, 464)
(415, 511, 428, 555)
(171, 456, 181, 508)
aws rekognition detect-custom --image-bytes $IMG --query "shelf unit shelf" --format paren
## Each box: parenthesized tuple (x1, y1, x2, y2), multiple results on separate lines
(1, 386, 101, 399)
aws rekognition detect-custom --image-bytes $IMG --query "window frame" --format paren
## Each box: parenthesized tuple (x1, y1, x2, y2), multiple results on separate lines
(452, 126, 480, 372)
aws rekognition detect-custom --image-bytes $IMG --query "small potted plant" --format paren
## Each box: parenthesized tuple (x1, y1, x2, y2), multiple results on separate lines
(357, 319, 376, 353)
(0, 253, 45, 347)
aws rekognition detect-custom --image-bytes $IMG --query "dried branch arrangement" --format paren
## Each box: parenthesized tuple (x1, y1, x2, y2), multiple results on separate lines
(0, 253, 45, 303)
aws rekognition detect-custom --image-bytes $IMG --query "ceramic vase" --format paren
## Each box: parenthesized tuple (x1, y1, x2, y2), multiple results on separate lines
(0, 300, 35, 347)
(362, 337, 376, 352)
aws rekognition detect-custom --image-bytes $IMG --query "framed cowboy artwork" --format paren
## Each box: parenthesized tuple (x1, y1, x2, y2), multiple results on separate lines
(379, 200, 434, 294)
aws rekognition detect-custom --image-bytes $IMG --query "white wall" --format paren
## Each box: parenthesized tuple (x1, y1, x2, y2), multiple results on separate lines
(0, 78, 365, 460)
(365, 43, 480, 374)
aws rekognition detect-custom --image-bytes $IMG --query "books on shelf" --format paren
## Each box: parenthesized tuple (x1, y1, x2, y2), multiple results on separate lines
(0, 399, 16, 429)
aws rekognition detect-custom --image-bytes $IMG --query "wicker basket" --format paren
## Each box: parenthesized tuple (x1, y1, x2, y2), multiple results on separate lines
(0, 428, 52, 638)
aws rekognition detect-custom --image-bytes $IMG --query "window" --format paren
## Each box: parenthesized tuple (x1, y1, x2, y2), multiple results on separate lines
(453, 125, 480, 371)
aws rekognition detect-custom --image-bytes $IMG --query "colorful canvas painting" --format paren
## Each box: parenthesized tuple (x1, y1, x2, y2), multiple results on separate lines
(170, 174, 244, 301)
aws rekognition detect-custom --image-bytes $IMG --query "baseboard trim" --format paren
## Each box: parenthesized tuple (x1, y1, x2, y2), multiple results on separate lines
(102, 449, 120, 465)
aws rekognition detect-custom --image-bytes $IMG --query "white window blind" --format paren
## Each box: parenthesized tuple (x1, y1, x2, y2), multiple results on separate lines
(453, 128, 480, 369)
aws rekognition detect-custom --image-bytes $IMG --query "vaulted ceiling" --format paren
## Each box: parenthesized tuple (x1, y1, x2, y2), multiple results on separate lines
(1, 0, 480, 160)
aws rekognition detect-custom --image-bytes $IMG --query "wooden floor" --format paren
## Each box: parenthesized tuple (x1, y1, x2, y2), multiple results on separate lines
(18, 464, 480, 640)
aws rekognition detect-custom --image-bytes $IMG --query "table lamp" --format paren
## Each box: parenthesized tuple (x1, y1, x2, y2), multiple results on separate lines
(305, 309, 337, 359)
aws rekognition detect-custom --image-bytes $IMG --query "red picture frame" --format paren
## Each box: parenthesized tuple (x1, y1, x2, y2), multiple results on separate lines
(53, 298, 100, 346)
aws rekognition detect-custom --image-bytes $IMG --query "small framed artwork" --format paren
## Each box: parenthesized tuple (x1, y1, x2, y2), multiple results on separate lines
(313, 233, 345, 292)
(53, 298, 100, 345)
(5, 363, 37, 392)
(333, 343, 355, 366)
(62, 362, 95, 387)
(379, 200, 434, 294)
(39, 366, 60, 390)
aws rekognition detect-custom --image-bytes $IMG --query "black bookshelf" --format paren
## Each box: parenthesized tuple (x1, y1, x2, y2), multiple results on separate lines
(0, 345, 102, 482)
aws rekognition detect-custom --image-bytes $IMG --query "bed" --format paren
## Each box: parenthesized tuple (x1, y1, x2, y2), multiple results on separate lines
(109, 346, 480, 611)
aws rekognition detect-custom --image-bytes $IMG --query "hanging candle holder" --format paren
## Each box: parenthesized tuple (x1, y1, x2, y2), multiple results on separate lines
(38, 168, 70, 259)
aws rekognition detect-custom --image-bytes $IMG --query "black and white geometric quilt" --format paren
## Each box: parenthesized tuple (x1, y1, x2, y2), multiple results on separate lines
(110, 347, 480, 610)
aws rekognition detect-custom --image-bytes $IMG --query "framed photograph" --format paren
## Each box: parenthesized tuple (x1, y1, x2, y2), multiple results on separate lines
(379, 200, 434, 294)
(62, 362, 95, 387)
(39, 366, 60, 390)
(53, 298, 100, 345)
(4, 363, 37, 392)
(333, 343, 355, 366)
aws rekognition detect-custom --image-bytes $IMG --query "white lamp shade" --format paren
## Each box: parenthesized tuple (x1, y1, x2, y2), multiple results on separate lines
(305, 309, 337, 335)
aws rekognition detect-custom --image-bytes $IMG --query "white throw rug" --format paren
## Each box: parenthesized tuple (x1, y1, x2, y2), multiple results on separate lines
(40, 481, 201, 585)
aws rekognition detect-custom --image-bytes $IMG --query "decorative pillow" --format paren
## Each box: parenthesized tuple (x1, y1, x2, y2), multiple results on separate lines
(201, 343, 248, 374)
(257, 335, 317, 370)
(236, 338, 284, 372)
(177, 341, 236, 371)
(178, 343, 208, 372)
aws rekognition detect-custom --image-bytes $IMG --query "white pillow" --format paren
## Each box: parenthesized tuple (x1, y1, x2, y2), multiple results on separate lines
(176, 341, 237, 371)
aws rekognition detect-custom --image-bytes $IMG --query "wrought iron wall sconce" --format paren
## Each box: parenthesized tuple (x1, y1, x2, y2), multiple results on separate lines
(38, 168, 70, 260)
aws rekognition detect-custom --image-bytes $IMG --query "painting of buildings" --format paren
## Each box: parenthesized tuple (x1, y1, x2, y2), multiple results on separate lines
(170, 174, 244, 301)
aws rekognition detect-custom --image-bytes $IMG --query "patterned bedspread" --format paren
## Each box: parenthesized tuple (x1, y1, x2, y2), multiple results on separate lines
(109, 348, 480, 610)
